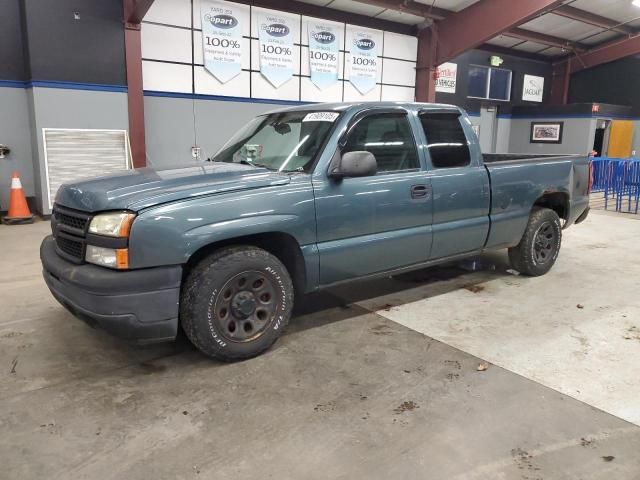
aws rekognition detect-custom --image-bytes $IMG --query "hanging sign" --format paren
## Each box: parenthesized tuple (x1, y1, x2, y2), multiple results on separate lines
(435, 62, 457, 94)
(349, 31, 379, 95)
(257, 13, 295, 88)
(522, 74, 544, 102)
(200, 0, 243, 83)
(308, 23, 340, 90)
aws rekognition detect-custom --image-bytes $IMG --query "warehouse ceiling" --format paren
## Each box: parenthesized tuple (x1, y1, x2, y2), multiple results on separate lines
(297, 0, 640, 60)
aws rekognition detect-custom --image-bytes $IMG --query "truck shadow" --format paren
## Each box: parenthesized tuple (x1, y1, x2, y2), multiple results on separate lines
(288, 251, 515, 335)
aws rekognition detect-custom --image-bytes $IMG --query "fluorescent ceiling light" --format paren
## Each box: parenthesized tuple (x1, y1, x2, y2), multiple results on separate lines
(633, 0, 640, 7)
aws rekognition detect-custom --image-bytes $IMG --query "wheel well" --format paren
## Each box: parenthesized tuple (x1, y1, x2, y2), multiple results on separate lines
(185, 232, 307, 294)
(534, 192, 569, 220)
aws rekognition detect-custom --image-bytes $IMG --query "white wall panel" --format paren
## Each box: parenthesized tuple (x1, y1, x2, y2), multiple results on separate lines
(251, 7, 301, 43)
(193, 32, 251, 69)
(142, 23, 192, 63)
(142, 61, 192, 93)
(343, 82, 381, 102)
(195, 67, 250, 97)
(251, 73, 300, 101)
(300, 78, 344, 103)
(193, 0, 251, 35)
(383, 31, 418, 61)
(141, 1, 418, 104)
(382, 58, 416, 87)
(381, 84, 415, 102)
(145, 0, 191, 28)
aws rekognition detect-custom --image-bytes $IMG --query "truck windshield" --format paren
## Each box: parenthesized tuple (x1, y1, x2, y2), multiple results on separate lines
(210, 111, 340, 173)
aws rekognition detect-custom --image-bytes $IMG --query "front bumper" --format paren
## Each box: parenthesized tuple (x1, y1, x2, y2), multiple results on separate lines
(41, 236, 182, 344)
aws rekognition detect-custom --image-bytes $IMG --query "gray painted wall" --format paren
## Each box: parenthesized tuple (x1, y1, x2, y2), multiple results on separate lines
(0, 87, 34, 210)
(509, 117, 595, 155)
(28, 87, 129, 214)
(144, 96, 291, 167)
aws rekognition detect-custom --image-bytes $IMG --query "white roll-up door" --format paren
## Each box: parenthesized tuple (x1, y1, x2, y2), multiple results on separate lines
(43, 128, 131, 210)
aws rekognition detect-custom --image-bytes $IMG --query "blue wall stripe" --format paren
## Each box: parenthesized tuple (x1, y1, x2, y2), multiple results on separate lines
(0, 79, 127, 92)
(143, 90, 312, 105)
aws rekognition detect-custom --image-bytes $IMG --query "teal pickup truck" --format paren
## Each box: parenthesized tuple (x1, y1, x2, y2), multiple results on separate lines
(41, 102, 591, 361)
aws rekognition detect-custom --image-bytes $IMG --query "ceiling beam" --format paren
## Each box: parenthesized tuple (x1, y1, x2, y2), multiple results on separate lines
(434, 0, 566, 64)
(556, 34, 640, 74)
(123, 0, 155, 24)
(503, 28, 586, 52)
(350, 0, 448, 20)
(553, 5, 635, 35)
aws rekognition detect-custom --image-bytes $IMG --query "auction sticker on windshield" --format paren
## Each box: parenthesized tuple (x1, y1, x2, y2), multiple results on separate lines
(302, 112, 340, 122)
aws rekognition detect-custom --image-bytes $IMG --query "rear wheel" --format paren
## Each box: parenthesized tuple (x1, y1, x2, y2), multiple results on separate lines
(508, 207, 562, 276)
(181, 246, 294, 361)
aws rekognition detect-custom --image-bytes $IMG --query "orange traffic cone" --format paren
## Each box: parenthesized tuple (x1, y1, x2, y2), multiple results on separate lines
(2, 171, 34, 225)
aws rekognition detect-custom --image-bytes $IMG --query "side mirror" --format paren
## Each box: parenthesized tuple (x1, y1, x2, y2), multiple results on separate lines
(329, 151, 377, 179)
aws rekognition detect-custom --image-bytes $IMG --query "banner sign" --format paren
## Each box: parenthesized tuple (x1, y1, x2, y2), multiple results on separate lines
(349, 31, 379, 95)
(200, 0, 243, 83)
(258, 13, 296, 88)
(523, 74, 544, 102)
(307, 23, 340, 90)
(435, 62, 457, 94)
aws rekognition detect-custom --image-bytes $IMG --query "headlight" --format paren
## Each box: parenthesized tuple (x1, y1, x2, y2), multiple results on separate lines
(86, 245, 129, 269)
(89, 212, 135, 237)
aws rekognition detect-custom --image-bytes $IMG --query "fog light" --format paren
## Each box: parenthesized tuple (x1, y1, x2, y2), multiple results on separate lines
(86, 245, 129, 269)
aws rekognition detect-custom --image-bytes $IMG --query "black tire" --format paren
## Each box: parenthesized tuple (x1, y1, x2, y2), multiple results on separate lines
(508, 207, 562, 277)
(181, 246, 294, 361)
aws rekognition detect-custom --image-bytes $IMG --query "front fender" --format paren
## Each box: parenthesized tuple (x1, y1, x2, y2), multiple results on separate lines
(127, 177, 316, 269)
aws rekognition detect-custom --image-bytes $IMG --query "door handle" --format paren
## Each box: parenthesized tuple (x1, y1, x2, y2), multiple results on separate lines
(410, 184, 430, 199)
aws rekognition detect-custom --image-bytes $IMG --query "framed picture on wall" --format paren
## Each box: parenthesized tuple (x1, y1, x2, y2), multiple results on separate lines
(530, 122, 564, 144)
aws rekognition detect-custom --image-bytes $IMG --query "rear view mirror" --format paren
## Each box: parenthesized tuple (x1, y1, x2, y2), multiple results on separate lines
(329, 151, 377, 179)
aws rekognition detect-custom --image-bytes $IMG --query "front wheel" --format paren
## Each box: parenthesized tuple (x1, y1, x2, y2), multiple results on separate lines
(181, 246, 294, 361)
(508, 207, 562, 276)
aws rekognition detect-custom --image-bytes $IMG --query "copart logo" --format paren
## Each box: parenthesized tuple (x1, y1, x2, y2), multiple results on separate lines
(313, 31, 335, 44)
(264, 23, 289, 37)
(209, 14, 238, 29)
(355, 38, 375, 50)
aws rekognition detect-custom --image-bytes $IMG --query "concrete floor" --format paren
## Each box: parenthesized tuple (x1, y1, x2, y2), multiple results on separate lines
(1, 212, 640, 479)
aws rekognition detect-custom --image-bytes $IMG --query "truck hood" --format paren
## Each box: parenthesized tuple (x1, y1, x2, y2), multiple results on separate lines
(54, 162, 291, 212)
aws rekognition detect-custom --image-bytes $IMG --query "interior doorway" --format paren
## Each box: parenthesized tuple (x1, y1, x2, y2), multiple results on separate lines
(592, 119, 610, 157)
(479, 106, 497, 153)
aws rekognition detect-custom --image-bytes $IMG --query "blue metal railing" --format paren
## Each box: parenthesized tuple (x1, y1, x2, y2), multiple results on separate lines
(591, 157, 640, 214)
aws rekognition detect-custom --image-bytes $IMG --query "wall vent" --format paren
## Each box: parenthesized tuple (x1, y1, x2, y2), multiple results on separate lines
(43, 128, 131, 210)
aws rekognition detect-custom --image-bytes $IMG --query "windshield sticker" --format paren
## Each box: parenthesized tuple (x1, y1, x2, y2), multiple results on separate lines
(302, 112, 340, 122)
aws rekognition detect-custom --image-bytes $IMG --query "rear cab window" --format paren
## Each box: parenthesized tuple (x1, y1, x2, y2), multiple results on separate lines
(419, 112, 471, 169)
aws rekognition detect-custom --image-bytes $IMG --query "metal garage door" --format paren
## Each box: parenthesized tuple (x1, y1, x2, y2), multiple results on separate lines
(43, 128, 131, 210)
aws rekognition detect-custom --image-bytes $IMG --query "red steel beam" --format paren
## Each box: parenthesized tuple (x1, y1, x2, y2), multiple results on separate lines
(504, 27, 586, 52)
(124, 23, 146, 169)
(124, 0, 155, 24)
(558, 34, 640, 74)
(415, 25, 438, 102)
(553, 5, 634, 35)
(434, 0, 565, 65)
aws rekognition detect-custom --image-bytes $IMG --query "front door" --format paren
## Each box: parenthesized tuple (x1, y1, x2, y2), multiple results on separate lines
(313, 111, 433, 285)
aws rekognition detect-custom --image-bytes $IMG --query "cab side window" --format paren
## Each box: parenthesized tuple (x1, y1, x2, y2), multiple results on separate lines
(343, 113, 419, 172)
(419, 113, 471, 168)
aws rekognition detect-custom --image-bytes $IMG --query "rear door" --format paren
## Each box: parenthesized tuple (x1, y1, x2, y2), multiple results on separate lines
(313, 110, 433, 285)
(418, 111, 490, 259)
